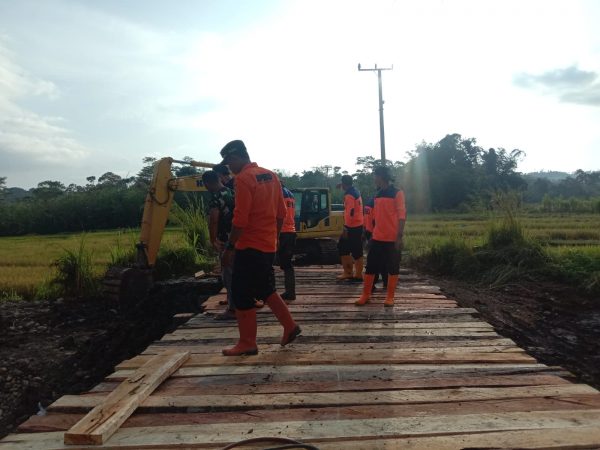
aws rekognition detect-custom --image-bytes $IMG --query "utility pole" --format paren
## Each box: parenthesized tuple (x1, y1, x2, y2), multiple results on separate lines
(358, 63, 393, 164)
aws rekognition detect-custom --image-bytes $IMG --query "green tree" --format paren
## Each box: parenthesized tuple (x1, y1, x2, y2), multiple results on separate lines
(31, 180, 66, 201)
(136, 157, 157, 187)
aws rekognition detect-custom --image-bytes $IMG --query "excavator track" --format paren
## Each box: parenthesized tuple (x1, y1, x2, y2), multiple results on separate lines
(103, 266, 153, 305)
(316, 238, 341, 264)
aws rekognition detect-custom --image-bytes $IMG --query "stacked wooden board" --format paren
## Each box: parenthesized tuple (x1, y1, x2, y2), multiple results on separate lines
(2, 267, 600, 449)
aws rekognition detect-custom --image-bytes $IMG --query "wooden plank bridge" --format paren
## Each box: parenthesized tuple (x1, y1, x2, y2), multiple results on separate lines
(2, 267, 600, 449)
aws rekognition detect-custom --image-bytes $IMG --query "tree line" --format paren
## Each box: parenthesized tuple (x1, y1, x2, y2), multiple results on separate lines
(1, 133, 599, 236)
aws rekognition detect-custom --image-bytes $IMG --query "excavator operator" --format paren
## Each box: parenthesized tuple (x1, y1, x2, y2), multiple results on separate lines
(219, 140, 301, 356)
(337, 175, 365, 281)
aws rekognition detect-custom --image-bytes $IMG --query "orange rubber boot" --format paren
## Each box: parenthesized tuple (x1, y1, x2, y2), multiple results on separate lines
(384, 275, 399, 307)
(337, 255, 354, 280)
(266, 293, 301, 346)
(356, 274, 375, 305)
(353, 257, 364, 281)
(222, 309, 258, 356)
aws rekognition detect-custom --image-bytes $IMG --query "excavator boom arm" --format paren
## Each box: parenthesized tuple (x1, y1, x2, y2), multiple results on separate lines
(138, 158, 213, 268)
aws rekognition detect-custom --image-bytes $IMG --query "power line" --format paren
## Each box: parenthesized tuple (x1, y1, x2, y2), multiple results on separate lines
(358, 63, 393, 164)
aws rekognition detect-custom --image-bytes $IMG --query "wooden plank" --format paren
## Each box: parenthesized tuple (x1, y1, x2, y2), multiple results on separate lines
(106, 363, 555, 381)
(161, 326, 499, 341)
(144, 337, 518, 354)
(139, 376, 572, 398)
(20, 394, 600, 433)
(182, 318, 487, 329)
(143, 342, 521, 355)
(89, 373, 571, 397)
(116, 349, 535, 370)
(6, 411, 600, 449)
(173, 321, 493, 331)
(50, 384, 596, 412)
(190, 309, 480, 322)
(63, 351, 189, 446)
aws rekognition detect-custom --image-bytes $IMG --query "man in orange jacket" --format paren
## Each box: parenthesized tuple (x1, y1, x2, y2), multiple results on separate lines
(356, 166, 406, 307)
(279, 184, 297, 301)
(337, 175, 365, 281)
(220, 140, 301, 356)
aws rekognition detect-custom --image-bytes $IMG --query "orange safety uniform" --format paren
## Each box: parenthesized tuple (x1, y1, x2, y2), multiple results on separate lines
(232, 163, 287, 253)
(372, 186, 406, 242)
(281, 186, 296, 233)
(343, 186, 364, 228)
(363, 198, 375, 234)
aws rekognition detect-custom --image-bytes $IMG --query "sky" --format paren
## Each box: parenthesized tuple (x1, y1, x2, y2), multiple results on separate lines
(1, 0, 600, 188)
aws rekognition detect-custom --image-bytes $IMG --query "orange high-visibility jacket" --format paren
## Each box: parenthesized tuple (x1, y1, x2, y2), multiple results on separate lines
(372, 186, 406, 242)
(281, 186, 296, 233)
(364, 198, 375, 233)
(343, 186, 364, 228)
(232, 163, 287, 253)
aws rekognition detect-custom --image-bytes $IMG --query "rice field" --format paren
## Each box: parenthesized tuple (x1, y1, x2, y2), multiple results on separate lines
(1, 213, 599, 299)
(0, 229, 187, 298)
(403, 213, 600, 258)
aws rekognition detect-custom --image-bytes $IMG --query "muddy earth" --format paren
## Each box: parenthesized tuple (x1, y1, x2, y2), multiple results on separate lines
(0, 277, 220, 439)
(437, 278, 600, 389)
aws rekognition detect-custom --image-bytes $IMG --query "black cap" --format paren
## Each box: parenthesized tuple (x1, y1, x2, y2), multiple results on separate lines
(213, 164, 231, 176)
(219, 140, 247, 165)
(373, 165, 394, 182)
(340, 175, 353, 185)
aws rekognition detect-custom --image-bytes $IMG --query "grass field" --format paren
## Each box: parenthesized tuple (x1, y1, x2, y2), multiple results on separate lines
(0, 229, 188, 299)
(403, 213, 600, 257)
(1, 213, 599, 299)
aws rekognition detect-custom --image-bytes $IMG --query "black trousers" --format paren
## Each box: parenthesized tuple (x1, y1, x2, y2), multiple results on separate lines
(365, 240, 402, 276)
(338, 226, 364, 259)
(278, 232, 296, 270)
(232, 249, 276, 310)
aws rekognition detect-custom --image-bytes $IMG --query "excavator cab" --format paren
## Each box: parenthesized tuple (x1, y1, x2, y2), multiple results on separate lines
(296, 188, 331, 230)
(292, 188, 344, 263)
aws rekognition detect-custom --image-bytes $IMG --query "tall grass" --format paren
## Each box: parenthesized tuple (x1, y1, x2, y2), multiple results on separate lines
(410, 194, 548, 288)
(109, 229, 138, 267)
(170, 195, 212, 256)
(36, 236, 100, 299)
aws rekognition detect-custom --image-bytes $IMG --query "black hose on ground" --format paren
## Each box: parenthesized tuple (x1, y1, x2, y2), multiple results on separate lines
(220, 437, 320, 450)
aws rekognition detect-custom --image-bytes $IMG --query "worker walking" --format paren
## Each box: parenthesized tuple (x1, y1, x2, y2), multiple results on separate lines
(202, 170, 236, 320)
(356, 166, 406, 307)
(220, 140, 301, 356)
(279, 184, 297, 301)
(337, 175, 365, 281)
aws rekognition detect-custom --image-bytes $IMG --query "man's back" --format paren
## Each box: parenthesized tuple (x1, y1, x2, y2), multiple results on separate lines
(232, 163, 286, 253)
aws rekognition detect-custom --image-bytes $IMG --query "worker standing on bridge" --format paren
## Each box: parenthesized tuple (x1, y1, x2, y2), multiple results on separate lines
(364, 196, 388, 293)
(279, 184, 297, 301)
(202, 170, 236, 320)
(337, 175, 365, 281)
(356, 166, 406, 307)
(220, 140, 301, 356)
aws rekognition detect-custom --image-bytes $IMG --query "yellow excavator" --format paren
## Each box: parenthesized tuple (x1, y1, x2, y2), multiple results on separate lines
(104, 157, 343, 302)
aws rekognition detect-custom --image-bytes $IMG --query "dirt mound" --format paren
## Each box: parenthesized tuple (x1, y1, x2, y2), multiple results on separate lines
(0, 278, 220, 438)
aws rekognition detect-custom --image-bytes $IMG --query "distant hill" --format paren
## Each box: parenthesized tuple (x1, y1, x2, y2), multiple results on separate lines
(523, 171, 570, 182)
(5, 187, 32, 202)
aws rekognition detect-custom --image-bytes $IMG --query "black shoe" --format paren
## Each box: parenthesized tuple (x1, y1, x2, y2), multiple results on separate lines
(281, 291, 296, 301)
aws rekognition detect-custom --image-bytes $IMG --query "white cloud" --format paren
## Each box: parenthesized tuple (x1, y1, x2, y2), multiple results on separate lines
(0, 39, 88, 177)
